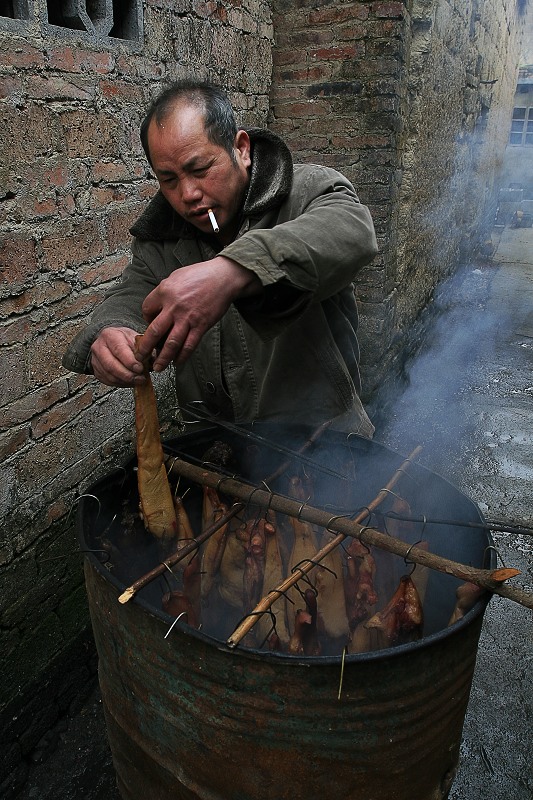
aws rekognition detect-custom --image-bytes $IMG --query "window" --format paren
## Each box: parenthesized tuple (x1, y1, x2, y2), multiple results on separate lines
(509, 106, 533, 146)
(0, 0, 29, 20)
(46, 0, 141, 41)
(0, 0, 141, 41)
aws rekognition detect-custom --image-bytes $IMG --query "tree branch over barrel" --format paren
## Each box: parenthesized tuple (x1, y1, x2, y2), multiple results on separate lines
(159, 447, 531, 648)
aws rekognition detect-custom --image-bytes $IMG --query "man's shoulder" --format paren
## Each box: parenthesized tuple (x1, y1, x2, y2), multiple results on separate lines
(291, 162, 356, 192)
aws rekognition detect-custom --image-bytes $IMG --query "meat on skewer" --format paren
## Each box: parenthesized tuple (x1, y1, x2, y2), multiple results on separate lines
(218, 519, 248, 609)
(243, 518, 267, 613)
(365, 574, 423, 648)
(314, 529, 350, 640)
(256, 516, 290, 649)
(200, 488, 231, 599)
(286, 476, 318, 634)
(288, 589, 321, 656)
(448, 581, 486, 625)
(344, 538, 378, 631)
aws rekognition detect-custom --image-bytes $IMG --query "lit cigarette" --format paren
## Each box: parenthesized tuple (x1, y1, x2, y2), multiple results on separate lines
(208, 208, 219, 233)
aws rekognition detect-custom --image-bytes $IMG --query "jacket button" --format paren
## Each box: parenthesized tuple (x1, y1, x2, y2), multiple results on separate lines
(205, 382, 216, 394)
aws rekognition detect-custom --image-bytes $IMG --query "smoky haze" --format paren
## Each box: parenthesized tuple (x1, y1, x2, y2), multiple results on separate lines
(372, 259, 506, 481)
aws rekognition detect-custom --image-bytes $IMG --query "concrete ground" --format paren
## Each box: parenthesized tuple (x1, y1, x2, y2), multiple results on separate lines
(17, 226, 532, 799)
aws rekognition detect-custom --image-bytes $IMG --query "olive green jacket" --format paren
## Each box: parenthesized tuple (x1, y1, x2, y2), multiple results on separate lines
(62, 129, 378, 436)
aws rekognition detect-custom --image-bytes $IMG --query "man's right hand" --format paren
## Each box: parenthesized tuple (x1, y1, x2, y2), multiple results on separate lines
(90, 326, 146, 387)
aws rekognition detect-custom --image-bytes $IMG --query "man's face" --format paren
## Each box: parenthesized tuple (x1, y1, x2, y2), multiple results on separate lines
(147, 103, 251, 242)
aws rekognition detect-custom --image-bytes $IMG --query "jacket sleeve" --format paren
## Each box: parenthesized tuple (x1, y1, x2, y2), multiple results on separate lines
(61, 240, 164, 373)
(220, 165, 378, 334)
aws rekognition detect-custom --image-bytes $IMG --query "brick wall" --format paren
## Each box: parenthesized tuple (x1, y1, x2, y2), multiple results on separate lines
(0, 2, 272, 795)
(269, 0, 526, 398)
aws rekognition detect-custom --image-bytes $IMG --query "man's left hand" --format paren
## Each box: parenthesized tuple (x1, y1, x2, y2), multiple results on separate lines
(137, 256, 262, 372)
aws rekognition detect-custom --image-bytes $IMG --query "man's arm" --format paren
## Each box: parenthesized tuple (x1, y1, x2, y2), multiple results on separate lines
(221, 166, 378, 308)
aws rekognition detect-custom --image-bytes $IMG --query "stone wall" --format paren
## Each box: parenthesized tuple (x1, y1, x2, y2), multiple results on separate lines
(269, 0, 527, 398)
(0, 2, 273, 795)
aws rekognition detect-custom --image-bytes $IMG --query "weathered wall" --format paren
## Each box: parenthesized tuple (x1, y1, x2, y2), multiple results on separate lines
(0, 2, 273, 795)
(269, 0, 527, 398)
(0, 0, 529, 794)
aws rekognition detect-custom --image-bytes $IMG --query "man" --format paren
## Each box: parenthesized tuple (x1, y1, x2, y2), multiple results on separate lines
(63, 80, 378, 436)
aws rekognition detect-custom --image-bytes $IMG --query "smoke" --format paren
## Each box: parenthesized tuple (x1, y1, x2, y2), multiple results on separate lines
(373, 259, 506, 480)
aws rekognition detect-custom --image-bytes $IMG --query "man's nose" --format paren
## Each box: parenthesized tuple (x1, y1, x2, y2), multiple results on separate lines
(180, 177, 202, 204)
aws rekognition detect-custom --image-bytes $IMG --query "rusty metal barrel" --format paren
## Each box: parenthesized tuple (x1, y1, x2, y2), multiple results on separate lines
(78, 426, 493, 800)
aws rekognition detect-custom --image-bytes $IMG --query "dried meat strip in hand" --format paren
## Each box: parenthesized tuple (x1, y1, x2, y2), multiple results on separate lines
(133, 335, 177, 539)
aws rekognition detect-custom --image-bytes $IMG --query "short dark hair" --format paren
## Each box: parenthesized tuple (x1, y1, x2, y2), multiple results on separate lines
(140, 79, 238, 166)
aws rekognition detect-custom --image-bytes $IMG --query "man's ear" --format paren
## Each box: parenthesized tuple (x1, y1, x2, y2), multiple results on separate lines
(234, 130, 251, 169)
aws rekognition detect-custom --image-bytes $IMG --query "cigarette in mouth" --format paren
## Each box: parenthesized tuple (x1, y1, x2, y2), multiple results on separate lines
(208, 208, 219, 233)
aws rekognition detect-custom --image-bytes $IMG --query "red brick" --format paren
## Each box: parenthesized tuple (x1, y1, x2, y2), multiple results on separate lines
(90, 161, 132, 183)
(98, 80, 146, 104)
(47, 46, 114, 74)
(0, 344, 27, 404)
(310, 43, 362, 61)
(40, 220, 107, 271)
(0, 39, 45, 68)
(332, 133, 392, 149)
(42, 164, 70, 188)
(0, 236, 38, 286)
(106, 205, 144, 253)
(78, 253, 130, 287)
(0, 426, 31, 459)
(274, 100, 331, 118)
(31, 389, 95, 439)
(277, 29, 333, 47)
(1, 281, 72, 316)
(334, 23, 366, 41)
(30, 75, 95, 102)
(33, 197, 58, 217)
(89, 186, 128, 209)
(371, 2, 405, 18)
(192, 0, 220, 19)
(273, 48, 310, 66)
(0, 74, 24, 99)
(28, 324, 85, 387)
(115, 54, 164, 79)
(0, 103, 63, 161)
(60, 109, 124, 159)
(308, 5, 369, 24)
(139, 182, 159, 200)
(58, 287, 108, 320)
(0, 380, 70, 429)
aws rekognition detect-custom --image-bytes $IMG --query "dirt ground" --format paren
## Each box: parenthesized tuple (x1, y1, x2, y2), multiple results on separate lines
(17, 225, 533, 799)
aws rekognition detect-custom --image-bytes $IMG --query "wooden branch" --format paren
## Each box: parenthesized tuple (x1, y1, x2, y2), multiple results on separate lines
(161, 448, 533, 649)
(117, 504, 243, 604)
